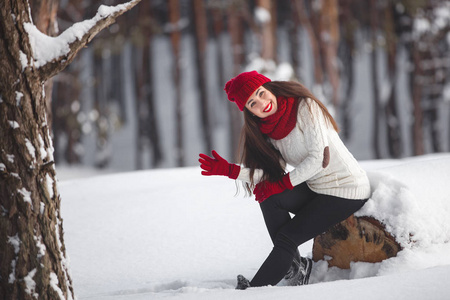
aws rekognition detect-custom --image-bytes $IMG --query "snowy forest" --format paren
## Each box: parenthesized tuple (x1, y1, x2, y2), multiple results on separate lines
(1, 1, 450, 299)
(52, 0, 450, 171)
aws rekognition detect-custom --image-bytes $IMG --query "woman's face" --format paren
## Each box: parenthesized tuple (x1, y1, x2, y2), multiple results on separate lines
(245, 86, 278, 118)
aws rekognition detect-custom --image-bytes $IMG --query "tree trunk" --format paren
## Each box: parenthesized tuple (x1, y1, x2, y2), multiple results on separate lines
(256, 0, 276, 62)
(52, 68, 82, 164)
(338, 0, 356, 141)
(319, 0, 340, 108)
(227, 1, 246, 157)
(30, 0, 59, 126)
(313, 214, 402, 269)
(0, 1, 74, 298)
(410, 45, 425, 156)
(168, 0, 184, 166)
(383, 3, 402, 158)
(192, 0, 212, 152)
(0, 0, 140, 298)
(370, 0, 382, 159)
(93, 47, 111, 169)
(210, 3, 226, 97)
(288, 0, 302, 82)
(294, 0, 324, 85)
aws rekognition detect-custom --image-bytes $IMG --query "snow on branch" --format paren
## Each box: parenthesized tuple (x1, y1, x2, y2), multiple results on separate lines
(24, 0, 141, 81)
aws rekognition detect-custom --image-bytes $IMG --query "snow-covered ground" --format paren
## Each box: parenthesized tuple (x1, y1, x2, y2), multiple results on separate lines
(58, 154, 450, 299)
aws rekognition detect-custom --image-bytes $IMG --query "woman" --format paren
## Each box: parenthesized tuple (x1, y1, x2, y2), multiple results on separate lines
(198, 71, 371, 289)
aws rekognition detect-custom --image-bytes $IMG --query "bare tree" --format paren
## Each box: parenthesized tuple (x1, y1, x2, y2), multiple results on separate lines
(369, 0, 382, 159)
(226, 0, 247, 157)
(338, 0, 358, 140)
(288, 0, 303, 82)
(293, 0, 324, 87)
(318, 0, 340, 107)
(168, 0, 184, 166)
(132, 1, 162, 169)
(0, 0, 141, 298)
(256, 0, 276, 62)
(192, 0, 212, 152)
(382, 1, 402, 158)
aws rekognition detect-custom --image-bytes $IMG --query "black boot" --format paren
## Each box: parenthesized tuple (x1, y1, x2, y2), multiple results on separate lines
(284, 251, 313, 286)
(235, 274, 251, 290)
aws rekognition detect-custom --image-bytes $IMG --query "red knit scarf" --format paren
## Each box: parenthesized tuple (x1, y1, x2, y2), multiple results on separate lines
(258, 97, 299, 140)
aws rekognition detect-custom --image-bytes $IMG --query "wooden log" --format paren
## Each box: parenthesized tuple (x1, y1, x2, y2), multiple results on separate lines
(312, 214, 402, 269)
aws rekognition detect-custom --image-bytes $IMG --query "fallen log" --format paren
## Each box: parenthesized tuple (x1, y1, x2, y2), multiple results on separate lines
(312, 214, 402, 269)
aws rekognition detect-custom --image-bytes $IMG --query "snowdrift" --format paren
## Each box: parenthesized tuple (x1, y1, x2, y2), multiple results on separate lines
(59, 154, 450, 299)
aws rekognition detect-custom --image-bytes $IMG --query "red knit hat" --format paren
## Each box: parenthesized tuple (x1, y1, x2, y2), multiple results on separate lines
(224, 71, 271, 111)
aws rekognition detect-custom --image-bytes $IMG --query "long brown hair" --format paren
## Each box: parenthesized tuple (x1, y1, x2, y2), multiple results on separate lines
(237, 81, 339, 195)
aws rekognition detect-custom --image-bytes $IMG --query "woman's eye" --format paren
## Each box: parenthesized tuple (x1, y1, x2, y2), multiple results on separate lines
(259, 91, 264, 97)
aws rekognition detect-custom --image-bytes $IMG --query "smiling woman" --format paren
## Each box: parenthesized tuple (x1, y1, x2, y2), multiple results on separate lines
(198, 71, 371, 290)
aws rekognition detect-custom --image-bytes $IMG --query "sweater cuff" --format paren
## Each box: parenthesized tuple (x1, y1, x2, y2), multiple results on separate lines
(228, 164, 241, 180)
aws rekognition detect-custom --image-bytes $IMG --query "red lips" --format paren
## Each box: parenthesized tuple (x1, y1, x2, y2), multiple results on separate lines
(263, 102, 272, 113)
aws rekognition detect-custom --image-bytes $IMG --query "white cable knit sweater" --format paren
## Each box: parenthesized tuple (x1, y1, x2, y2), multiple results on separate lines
(237, 98, 371, 200)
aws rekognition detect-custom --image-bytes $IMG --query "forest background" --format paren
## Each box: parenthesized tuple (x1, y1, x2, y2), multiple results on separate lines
(51, 0, 450, 172)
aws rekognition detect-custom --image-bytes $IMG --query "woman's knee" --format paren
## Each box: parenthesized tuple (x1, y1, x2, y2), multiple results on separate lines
(273, 231, 298, 255)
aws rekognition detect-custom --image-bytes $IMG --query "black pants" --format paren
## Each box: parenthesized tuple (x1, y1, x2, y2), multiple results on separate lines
(250, 182, 367, 287)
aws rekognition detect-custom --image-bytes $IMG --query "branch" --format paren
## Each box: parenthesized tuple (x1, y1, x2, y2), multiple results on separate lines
(27, 0, 141, 81)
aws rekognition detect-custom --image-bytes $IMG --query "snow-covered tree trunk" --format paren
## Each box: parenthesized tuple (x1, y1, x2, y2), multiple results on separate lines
(0, 0, 140, 298)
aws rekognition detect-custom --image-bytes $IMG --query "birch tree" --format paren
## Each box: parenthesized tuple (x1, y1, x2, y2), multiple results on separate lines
(0, 0, 141, 298)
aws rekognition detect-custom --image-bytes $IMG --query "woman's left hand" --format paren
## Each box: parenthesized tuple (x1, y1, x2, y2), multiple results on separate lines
(253, 174, 294, 203)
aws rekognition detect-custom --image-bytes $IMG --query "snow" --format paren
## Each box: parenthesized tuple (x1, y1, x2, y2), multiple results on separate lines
(24, 1, 137, 68)
(25, 138, 36, 160)
(50, 272, 66, 300)
(24, 268, 38, 297)
(45, 174, 54, 199)
(8, 120, 19, 129)
(15, 91, 23, 106)
(34, 235, 46, 258)
(18, 187, 32, 205)
(59, 154, 450, 300)
(255, 7, 271, 24)
(6, 154, 14, 163)
(8, 234, 20, 254)
(38, 134, 47, 159)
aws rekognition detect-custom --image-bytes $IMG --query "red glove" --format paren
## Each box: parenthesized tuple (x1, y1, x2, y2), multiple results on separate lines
(253, 174, 294, 203)
(198, 150, 240, 179)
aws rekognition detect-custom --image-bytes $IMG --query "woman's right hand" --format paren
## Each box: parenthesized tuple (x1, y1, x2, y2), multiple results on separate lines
(198, 150, 240, 179)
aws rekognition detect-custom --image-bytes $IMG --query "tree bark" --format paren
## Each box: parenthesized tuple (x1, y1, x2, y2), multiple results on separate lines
(0, 0, 141, 298)
(30, 0, 59, 125)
